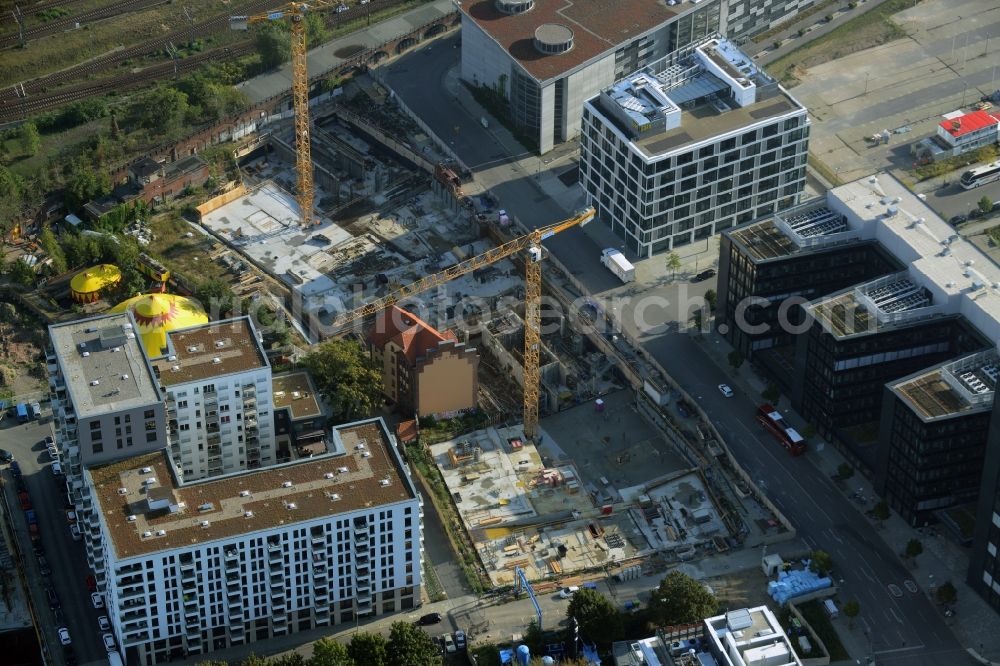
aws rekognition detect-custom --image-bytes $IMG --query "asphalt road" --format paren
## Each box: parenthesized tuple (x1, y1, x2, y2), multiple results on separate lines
(380, 33, 973, 665)
(922, 179, 1000, 222)
(1, 412, 104, 666)
(413, 472, 470, 600)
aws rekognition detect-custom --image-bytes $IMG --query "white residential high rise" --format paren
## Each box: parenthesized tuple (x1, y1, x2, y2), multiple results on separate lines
(85, 417, 423, 666)
(150, 317, 275, 480)
(580, 36, 809, 257)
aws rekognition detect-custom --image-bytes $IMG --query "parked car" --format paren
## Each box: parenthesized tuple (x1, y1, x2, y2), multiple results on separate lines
(454, 629, 467, 651)
(98, 616, 110, 632)
(18, 491, 31, 510)
(691, 268, 717, 282)
(63, 646, 77, 666)
(42, 435, 53, 447)
(47, 445, 59, 461)
(46, 587, 60, 610)
(52, 461, 63, 477)
(37, 555, 51, 576)
(431, 635, 443, 654)
(0, 448, 12, 463)
(559, 586, 580, 599)
(949, 214, 968, 225)
(30, 401, 41, 419)
(85, 575, 97, 593)
(102, 633, 116, 652)
(70, 524, 81, 541)
(91, 592, 105, 609)
(58, 627, 71, 646)
(417, 612, 442, 626)
(442, 633, 456, 654)
(718, 383, 734, 398)
(10, 461, 21, 478)
(65, 510, 77, 525)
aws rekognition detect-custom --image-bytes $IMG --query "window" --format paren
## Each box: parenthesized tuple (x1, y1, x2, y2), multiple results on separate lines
(146, 432, 157, 443)
(144, 410, 154, 419)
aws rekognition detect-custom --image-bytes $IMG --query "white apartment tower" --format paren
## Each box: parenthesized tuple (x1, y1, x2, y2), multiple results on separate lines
(86, 418, 423, 665)
(151, 317, 276, 480)
(580, 36, 809, 257)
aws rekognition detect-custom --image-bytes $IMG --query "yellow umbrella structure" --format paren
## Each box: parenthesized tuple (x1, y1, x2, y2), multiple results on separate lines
(110, 293, 208, 358)
(70, 264, 122, 303)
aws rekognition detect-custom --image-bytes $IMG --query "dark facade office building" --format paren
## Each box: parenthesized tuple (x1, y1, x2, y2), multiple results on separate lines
(794, 275, 991, 469)
(876, 350, 999, 526)
(718, 201, 899, 386)
(969, 392, 1000, 612)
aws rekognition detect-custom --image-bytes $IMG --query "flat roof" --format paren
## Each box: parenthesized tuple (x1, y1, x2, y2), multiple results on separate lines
(49, 313, 162, 418)
(728, 204, 855, 261)
(705, 606, 802, 666)
(89, 418, 414, 560)
(634, 91, 801, 158)
(272, 371, 322, 420)
(892, 349, 999, 421)
(460, 0, 680, 82)
(152, 317, 268, 386)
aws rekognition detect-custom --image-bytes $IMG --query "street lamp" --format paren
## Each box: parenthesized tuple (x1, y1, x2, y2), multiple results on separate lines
(864, 72, 871, 96)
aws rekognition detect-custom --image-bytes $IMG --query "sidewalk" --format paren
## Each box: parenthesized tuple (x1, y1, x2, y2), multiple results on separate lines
(691, 328, 1000, 663)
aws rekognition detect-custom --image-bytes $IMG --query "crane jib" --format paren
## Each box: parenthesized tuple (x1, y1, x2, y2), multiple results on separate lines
(267, 11, 285, 20)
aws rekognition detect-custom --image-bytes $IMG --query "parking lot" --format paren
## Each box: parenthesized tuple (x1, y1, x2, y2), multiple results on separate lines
(1, 408, 105, 666)
(791, 0, 1000, 183)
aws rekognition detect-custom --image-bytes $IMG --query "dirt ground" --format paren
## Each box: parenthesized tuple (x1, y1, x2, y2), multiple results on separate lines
(0, 307, 47, 401)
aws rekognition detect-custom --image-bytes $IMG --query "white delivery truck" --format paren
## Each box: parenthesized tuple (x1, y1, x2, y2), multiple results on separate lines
(600, 248, 635, 283)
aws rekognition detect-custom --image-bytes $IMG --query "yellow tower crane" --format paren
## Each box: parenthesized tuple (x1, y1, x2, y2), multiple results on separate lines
(329, 207, 595, 440)
(231, 2, 341, 227)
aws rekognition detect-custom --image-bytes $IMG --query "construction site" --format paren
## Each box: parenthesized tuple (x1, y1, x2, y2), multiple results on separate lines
(430, 390, 732, 587)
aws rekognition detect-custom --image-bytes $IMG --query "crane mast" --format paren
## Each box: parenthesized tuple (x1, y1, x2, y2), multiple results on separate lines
(328, 208, 595, 440)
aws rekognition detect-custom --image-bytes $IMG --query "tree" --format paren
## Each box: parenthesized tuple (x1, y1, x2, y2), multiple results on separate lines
(648, 571, 718, 627)
(704, 289, 717, 311)
(126, 86, 189, 135)
(872, 501, 890, 527)
(761, 383, 781, 404)
(17, 122, 41, 157)
(256, 22, 292, 69)
(63, 158, 111, 212)
(302, 338, 383, 422)
(523, 619, 545, 655)
(386, 621, 438, 666)
(935, 580, 957, 606)
(0, 165, 24, 237)
(905, 538, 923, 562)
(665, 251, 682, 279)
(310, 637, 354, 666)
(195, 278, 235, 318)
(348, 632, 387, 666)
(842, 600, 860, 628)
(566, 587, 623, 649)
(239, 655, 269, 666)
(836, 462, 854, 481)
(38, 227, 67, 274)
(269, 656, 306, 666)
(8, 257, 36, 287)
(809, 550, 833, 576)
(727, 350, 744, 370)
(980, 196, 994, 214)
(690, 309, 704, 332)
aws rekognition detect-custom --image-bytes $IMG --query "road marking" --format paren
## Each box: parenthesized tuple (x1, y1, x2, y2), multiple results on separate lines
(874, 644, 926, 655)
(890, 607, 903, 624)
(828, 529, 844, 544)
(860, 566, 876, 583)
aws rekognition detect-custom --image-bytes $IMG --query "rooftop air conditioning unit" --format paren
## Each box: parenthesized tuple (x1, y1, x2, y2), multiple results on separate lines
(127, 515, 137, 522)
(168, 355, 177, 361)
(82, 351, 90, 357)
(362, 452, 371, 458)
(215, 341, 225, 348)
(140, 467, 152, 474)
(155, 530, 166, 537)
(379, 478, 391, 487)
(200, 521, 210, 528)
(142, 531, 153, 538)
(90, 380, 100, 386)
(324, 472, 335, 479)
(329, 493, 341, 501)
(245, 511, 254, 518)
(212, 357, 221, 364)
(118, 487, 128, 495)
(287, 502, 297, 510)
(239, 490, 250, 497)
(187, 346, 198, 353)
(282, 481, 293, 488)
(121, 374, 128, 380)
(337, 467, 349, 474)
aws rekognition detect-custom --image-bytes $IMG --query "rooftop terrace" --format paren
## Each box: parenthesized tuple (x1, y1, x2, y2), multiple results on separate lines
(49, 313, 162, 418)
(729, 204, 855, 261)
(893, 349, 1000, 420)
(810, 271, 940, 338)
(272, 371, 322, 420)
(89, 418, 413, 559)
(152, 317, 268, 386)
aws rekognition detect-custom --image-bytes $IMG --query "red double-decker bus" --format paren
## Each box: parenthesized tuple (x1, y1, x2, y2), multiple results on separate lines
(756, 403, 806, 456)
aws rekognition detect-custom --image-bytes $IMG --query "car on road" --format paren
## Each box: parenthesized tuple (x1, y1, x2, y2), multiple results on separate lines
(718, 384, 734, 398)
(58, 627, 71, 645)
(691, 268, 717, 283)
(98, 615, 110, 632)
(417, 612, 441, 625)
(454, 629, 467, 651)
(102, 633, 117, 652)
(0, 448, 12, 463)
(949, 214, 968, 225)
(442, 633, 456, 654)
(559, 585, 580, 599)
(91, 592, 105, 609)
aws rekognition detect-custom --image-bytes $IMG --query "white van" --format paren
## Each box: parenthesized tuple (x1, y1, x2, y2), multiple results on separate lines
(823, 598, 839, 619)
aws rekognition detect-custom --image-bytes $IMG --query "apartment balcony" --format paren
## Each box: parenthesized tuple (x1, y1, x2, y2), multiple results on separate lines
(120, 609, 146, 624)
(184, 607, 200, 623)
(206, 424, 220, 435)
(355, 551, 369, 564)
(185, 624, 202, 640)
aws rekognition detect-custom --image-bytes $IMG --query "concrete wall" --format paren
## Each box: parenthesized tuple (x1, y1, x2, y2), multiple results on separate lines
(77, 405, 168, 467)
(459, 14, 512, 94)
(562, 52, 617, 144)
(414, 340, 479, 417)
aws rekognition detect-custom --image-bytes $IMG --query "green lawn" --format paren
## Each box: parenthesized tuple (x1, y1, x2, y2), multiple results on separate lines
(796, 599, 850, 661)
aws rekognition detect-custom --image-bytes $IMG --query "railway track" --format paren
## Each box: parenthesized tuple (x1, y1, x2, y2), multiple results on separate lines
(0, 0, 410, 119)
(0, 0, 170, 50)
(0, 42, 256, 121)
